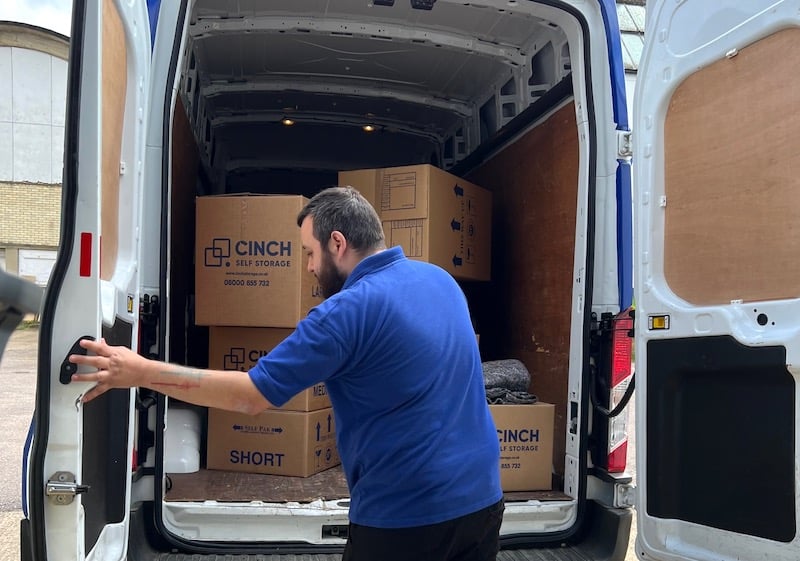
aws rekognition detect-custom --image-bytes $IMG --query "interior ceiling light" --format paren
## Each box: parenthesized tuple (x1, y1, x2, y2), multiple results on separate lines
(281, 117, 295, 126)
(410, 0, 436, 10)
(363, 124, 377, 132)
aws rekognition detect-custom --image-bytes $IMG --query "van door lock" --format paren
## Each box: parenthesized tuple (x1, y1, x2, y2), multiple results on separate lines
(45, 471, 90, 505)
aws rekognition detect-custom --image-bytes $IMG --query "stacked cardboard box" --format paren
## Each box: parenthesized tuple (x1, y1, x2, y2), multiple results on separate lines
(195, 194, 323, 328)
(339, 164, 492, 281)
(490, 402, 555, 491)
(207, 327, 331, 412)
(207, 407, 339, 477)
(196, 194, 339, 477)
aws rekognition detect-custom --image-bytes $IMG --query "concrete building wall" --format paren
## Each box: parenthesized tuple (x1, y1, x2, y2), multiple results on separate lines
(0, 22, 68, 282)
(0, 46, 67, 184)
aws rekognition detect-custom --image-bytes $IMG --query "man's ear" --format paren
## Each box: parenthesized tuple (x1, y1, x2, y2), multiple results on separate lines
(330, 230, 347, 256)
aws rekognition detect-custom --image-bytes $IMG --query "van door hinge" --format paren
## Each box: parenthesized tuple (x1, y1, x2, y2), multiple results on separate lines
(617, 130, 632, 159)
(46, 472, 90, 505)
(615, 482, 636, 508)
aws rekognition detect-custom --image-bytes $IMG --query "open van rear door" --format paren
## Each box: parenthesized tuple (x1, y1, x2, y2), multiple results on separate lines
(634, 1, 799, 560)
(24, 0, 151, 559)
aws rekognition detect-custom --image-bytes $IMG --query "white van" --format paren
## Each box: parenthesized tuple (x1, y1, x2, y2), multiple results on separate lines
(1, 0, 796, 560)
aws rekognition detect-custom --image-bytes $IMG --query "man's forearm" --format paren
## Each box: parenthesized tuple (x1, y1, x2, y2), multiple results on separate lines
(141, 361, 271, 414)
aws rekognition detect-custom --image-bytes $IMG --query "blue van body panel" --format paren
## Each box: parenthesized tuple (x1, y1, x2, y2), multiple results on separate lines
(616, 161, 633, 310)
(599, 0, 633, 310)
(598, 0, 629, 130)
(147, 0, 161, 48)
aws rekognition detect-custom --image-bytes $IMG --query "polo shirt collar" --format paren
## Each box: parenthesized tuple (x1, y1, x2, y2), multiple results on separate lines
(343, 246, 405, 289)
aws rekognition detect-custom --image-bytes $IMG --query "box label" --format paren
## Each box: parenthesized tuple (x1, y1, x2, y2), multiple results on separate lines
(202, 237, 295, 285)
(381, 171, 418, 212)
(384, 219, 425, 258)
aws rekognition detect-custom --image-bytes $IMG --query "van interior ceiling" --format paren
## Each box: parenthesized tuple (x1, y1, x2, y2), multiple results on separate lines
(162, 0, 591, 542)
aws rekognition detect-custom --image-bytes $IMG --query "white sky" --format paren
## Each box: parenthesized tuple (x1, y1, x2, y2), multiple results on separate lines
(0, 0, 73, 37)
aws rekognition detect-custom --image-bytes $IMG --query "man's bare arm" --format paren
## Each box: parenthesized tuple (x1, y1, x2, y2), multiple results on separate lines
(69, 338, 272, 414)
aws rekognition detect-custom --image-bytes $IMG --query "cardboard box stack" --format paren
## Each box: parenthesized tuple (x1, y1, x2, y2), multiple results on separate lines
(195, 194, 322, 328)
(196, 194, 339, 477)
(207, 407, 339, 477)
(490, 402, 555, 491)
(339, 164, 492, 281)
(208, 327, 330, 412)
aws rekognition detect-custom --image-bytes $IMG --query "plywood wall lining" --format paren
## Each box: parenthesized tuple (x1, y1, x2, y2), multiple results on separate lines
(100, 0, 127, 280)
(170, 96, 201, 364)
(467, 102, 579, 477)
(664, 28, 800, 305)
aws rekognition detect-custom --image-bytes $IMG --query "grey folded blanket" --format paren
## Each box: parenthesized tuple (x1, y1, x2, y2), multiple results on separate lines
(482, 359, 530, 392)
(482, 359, 538, 404)
(485, 387, 538, 405)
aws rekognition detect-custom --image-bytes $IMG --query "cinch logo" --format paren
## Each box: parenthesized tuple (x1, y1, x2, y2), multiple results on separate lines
(204, 238, 292, 267)
(205, 238, 231, 267)
(224, 347, 271, 370)
(234, 240, 292, 257)
(223, 347, 246, 370)
(497, 428, 540, 443)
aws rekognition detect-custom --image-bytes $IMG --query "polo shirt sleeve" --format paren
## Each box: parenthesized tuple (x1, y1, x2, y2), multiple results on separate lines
(247, 308, 348, 407)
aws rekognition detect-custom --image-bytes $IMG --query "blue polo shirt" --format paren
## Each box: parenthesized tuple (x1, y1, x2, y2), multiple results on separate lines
(248, 246, 502, 528)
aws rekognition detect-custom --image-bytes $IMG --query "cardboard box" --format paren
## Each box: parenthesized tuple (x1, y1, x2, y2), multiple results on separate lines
(490, 402, 555, 491)
(342, 164, 492, 281)
(337, 168, 380, 209)
(195, 195, 323, 327)
(208, 326, 331, 411)
(207, 407, 340, 477)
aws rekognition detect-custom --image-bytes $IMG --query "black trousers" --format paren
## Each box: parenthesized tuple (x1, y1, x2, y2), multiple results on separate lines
(342, 499, 504, 561)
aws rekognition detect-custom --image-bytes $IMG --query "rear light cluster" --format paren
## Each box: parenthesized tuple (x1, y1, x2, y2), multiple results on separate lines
(606, 310, 634, 472)
(591, 308, 635, 474)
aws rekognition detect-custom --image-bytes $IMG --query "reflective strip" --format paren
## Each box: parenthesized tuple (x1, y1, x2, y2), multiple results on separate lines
(80, 232, 92, 277)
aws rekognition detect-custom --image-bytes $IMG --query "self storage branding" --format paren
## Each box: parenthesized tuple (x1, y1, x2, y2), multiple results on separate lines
(208, 326, 331, 411)
(207, 407, 340, 477)
(490, 402, 554, 491)
(195, 195, 323, 327)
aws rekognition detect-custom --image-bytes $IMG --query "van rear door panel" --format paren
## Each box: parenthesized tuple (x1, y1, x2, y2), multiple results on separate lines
(647, 337, 794, 542)
(635, 1, 800, 560)
(28, 0, 151, 559)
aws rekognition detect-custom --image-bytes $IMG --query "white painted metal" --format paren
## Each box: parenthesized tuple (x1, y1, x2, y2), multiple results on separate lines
(42, 0, 152, 559)
(634, 1, 800, 560)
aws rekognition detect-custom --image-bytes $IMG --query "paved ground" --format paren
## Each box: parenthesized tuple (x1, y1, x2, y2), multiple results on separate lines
(0, 325, 38, 561)
(0, 326, 638, 560)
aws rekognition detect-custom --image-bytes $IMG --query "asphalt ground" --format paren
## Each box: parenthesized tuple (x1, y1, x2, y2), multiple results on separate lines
(0, 326, 638, 561)
(0, 325, 38, 561)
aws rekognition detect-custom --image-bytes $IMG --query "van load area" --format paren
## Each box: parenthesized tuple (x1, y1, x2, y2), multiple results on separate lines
(145, 0, 630, 551)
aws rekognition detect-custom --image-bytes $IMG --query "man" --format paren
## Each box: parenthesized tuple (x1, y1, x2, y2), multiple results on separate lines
(71, 186, 503, 560)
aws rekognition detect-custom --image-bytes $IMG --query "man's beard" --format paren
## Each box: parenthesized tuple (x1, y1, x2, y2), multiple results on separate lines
(318, 247, 348, 299)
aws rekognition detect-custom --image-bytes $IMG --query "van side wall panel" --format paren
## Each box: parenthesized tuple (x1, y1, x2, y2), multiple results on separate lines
(466, 102, 579, 480)
(169, 97, 202, 365)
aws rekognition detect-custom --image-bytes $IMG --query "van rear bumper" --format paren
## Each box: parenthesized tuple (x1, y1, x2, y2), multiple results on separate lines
(499, 500, 633, 561)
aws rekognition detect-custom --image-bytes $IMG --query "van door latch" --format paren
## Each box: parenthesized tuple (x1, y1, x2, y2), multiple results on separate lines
(60, 336, 95, 384)
(46, 471, 90, 505)
(617, 130, 632, 159)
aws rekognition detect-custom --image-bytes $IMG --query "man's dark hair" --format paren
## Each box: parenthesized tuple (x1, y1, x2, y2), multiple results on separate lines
(297, 186, 386, 253)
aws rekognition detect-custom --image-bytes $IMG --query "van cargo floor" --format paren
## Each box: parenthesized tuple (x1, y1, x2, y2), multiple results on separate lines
(165, 466, 571, 503)
(166, 467, 350, 503)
